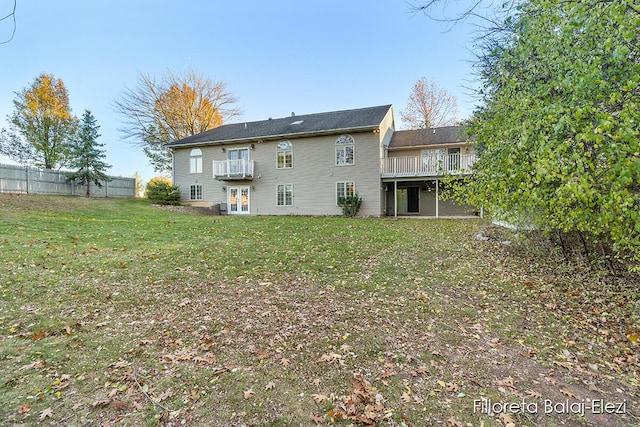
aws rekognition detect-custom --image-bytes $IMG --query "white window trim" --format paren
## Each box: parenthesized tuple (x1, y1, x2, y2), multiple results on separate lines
(335, 135, 355, 166)
(336, 181, 355, 206)
(276, 148, 293, 169)
(228, 186, 250, 215)
(227, 147, 251, 161)
(276, 183, 294, 207)
(190, 148, 203, 174)
(189, 184, 203, 200)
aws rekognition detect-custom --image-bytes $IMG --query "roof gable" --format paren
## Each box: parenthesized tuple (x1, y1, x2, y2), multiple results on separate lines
(168, 105, 392, 147)
(389, 126, 470, 149)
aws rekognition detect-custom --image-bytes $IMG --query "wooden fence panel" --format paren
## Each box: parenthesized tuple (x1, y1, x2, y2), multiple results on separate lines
(0, 163, 136, 198)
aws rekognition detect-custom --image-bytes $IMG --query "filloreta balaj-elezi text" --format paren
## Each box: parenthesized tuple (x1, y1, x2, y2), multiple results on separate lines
(474, 398, 627, 417)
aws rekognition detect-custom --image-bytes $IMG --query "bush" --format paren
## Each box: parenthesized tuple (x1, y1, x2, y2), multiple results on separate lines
(145, 176, 181, 205)
(337, 193, 362, 218)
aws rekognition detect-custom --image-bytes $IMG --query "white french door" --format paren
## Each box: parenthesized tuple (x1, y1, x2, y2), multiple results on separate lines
(228, 186, 250, 214)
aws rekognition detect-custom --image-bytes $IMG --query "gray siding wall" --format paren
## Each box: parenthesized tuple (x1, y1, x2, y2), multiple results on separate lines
(172, 129, 386, 216)
(173, 146, 219, 207)
(378, 108, 395, 215)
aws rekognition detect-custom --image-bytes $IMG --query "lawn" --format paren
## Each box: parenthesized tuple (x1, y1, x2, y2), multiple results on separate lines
(0, 194, 638, 426)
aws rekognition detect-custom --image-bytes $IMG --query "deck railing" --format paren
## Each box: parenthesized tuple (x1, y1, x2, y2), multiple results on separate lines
(381, 153, 476, 178)
(213, 159, 254, 180)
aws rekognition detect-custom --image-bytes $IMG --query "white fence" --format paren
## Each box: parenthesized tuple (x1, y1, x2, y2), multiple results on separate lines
(0, 163, 136, 197)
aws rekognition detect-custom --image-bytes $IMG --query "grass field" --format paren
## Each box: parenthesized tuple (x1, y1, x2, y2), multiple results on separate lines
(0, 193, 638, 426)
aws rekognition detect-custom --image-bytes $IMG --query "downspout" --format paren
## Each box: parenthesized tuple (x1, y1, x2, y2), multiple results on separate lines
(171, 150, 175, 184)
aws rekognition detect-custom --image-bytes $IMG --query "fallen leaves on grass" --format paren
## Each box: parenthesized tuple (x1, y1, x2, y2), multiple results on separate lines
(19, 359, 46, 370)
(525, 389, 543, 399)
(4, 198, 640, 426)
(498, 413, 516, 427)
(38, 408, 53, 421)
(328, 371, 386, 425)
(495, 377, 517, 390)
(311, 414, 325, 424)
(312, 394, 329, 403)
(156, 388, 174, 402)
(31, 330, 51, 340)
(316, 352, 343, 363)
(445, 382, 460, 393)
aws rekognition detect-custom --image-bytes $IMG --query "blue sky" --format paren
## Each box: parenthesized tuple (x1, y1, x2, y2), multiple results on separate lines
(0, 1, 480, 184)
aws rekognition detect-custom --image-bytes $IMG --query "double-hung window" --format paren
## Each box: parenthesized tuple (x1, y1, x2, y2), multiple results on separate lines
(190, 148, 203, 174)
(276, 140, 293, 169)
(336, 181, 355, 205)
(335, 135, 355, 166)
(277, 184, 293, 206)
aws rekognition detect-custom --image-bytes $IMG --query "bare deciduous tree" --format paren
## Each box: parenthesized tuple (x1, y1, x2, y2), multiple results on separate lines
(0, 0, 16, 44)
(400, 77, 459, 129)
(114, 68, 241, 173)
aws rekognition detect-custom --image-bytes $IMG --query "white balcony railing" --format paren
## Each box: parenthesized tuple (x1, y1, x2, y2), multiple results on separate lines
(381, 153, 476, 178)
(213, 159, 254, 180)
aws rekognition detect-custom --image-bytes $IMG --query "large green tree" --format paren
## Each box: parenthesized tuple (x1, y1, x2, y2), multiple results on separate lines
(66, 110, 111, 197)
(0, 73, 78, 169)
(114, 68, 241, 173)
(460, 0, 640, 266)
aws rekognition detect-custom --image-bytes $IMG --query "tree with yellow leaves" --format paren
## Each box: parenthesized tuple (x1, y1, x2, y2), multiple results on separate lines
(0, 73, 78, 169)
(114, 68, 241, 173)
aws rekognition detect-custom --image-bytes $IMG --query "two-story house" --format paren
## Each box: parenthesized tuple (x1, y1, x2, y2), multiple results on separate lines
(167, 105, 476, 217)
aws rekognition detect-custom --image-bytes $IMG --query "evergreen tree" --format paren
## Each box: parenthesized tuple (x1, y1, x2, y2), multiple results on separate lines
(66, 110, 111, 197)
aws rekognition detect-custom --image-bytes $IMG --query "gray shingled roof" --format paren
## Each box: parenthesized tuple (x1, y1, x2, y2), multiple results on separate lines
(167, 105, 392, 147)
(389, 126, 470, 149)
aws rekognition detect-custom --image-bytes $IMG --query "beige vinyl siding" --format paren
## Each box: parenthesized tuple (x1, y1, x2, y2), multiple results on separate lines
(172, 129, 384, 216)
(172, 147, 222, 207)
(247, 131, 381, 216)
(418, 183, 476, 216)
(378, 107, 396, 215)
(386, 181, 476, 217)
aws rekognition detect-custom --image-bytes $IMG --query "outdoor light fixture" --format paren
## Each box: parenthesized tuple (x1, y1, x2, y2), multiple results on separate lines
(221, 148, 226, 152)
(251, 144, 255, 150)
(222, 186, 226, 191)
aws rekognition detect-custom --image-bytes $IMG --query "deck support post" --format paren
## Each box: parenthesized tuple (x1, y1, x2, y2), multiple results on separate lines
(394, 180, 398, 218)
(435, 179, 439, 218)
